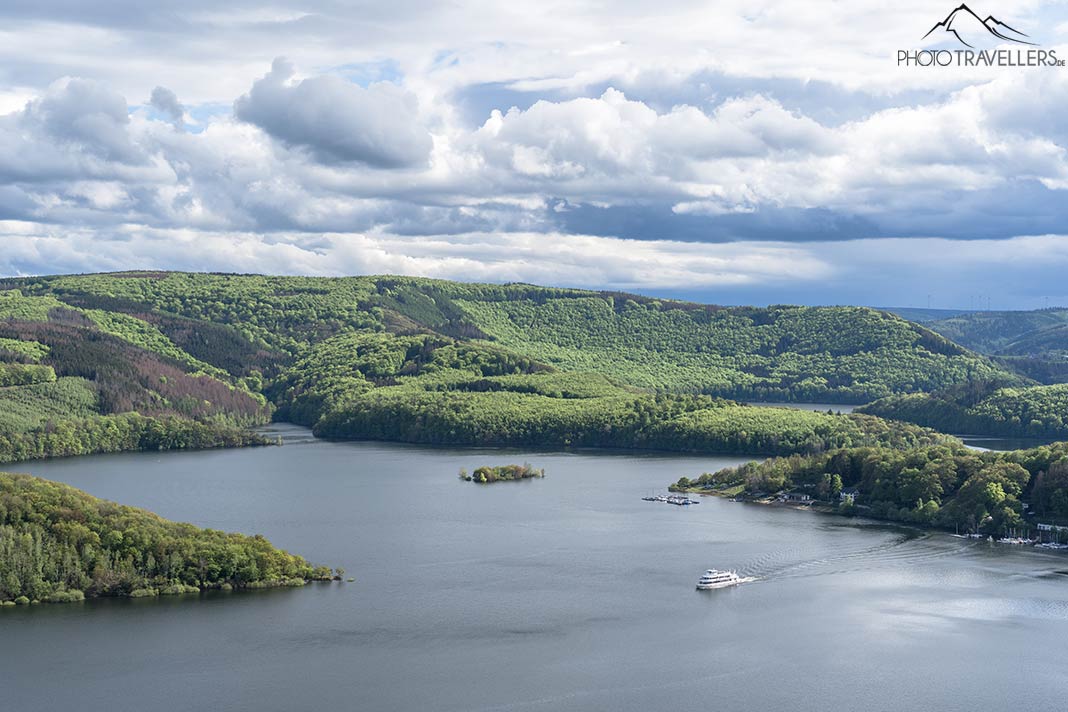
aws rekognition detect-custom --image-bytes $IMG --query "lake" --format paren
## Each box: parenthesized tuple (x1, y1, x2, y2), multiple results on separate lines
(745, 401, 856, 413)
(3, 424, 1067, 711)
(746, 402, 1050, 452)
(957, 435, 1056, 452)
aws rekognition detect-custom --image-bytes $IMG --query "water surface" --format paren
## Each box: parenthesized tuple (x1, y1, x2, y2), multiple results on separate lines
(959, 435, 1055, 452)
(3, 425, 1066, 711)
(745, 401, 856, 413)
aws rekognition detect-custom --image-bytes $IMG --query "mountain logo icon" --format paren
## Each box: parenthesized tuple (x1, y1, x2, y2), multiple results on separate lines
(922, 4, 1036, 48)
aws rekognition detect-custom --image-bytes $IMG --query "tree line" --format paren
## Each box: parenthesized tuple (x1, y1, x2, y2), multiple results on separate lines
(0, 413, 268, 465)
(860, 381, 1068, 439)
(677, 441, 1068, 534)
(0, 473, 334, 603)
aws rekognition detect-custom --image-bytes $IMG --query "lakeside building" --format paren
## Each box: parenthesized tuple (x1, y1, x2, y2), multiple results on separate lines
(840, 487, 860, 504)
(1036, 523, 1068, 543)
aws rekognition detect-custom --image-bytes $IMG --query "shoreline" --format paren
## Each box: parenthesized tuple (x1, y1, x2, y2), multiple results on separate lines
(0, 578, 351, 608)
(676, 486, 1068, 550)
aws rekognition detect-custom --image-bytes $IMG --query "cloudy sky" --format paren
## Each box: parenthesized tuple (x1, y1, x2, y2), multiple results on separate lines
(2, 0, 1068, 308)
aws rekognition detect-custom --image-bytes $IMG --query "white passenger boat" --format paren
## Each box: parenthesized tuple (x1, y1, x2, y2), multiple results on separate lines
(696, 569, 753, 590)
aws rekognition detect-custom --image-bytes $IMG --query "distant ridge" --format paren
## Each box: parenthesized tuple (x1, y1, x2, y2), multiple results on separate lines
(879, 307, 977, 323)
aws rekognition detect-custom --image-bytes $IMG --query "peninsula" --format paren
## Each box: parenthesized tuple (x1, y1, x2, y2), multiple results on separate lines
(0, 473, 337, 605)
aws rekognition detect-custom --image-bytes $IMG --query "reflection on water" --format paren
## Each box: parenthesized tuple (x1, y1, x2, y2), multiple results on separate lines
(2, 425, 1067, 712)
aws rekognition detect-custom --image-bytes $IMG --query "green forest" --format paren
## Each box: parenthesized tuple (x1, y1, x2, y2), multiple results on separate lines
(460, 464, 545, 483)
(2, 271, 1068, 607)
(0, 413, 268, 465)
(924, 307, 1068, 357)
(0, 473, 334, 604)
(672, 441, 1068, 534)
(922, 307, 1068, 384)
(452, 295, 1011, 402)
(859, 382, 1068, 439)
(0, 271, 1021, 465)
(277, 331, 951, 456)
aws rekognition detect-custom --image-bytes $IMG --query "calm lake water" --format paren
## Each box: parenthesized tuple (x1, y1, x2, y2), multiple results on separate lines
(958, 435, 1054, 452)
(745, 401, 856, 413)
(748, 401, 1047, 452)
(3, 424, 1068, 711)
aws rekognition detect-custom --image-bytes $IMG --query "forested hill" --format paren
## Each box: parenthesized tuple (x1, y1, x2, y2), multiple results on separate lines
(875, 307, 974, 324)
(919, 308, 1068, 384)
(448, 294, 1006, 402)
(0, 271, 1013, 460)
(924, 308, 1068, 356)
(4, 272, 1015, 401)
(858, 382, 1068, 440)
(273, 332, 952, 456)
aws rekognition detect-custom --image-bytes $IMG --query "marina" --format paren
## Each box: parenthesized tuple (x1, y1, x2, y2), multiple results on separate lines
(642, 493, 701, 506)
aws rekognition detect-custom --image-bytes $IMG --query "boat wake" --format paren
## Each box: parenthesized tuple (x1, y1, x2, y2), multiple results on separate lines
(734, 529, 981, 582)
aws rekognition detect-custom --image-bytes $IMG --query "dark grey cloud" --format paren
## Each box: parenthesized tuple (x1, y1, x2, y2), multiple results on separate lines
(872, 182, 1068, 240)
(637, 237, 1068, 312)
(233, 58, 432, 168)
(0, 78, 160, 192)
(554, 202, 883, 242)
(24, 78, 142, 164)
(547, 181, 1068, 244)
(0, 184, 39, 220)
(150, 86, 185, 126)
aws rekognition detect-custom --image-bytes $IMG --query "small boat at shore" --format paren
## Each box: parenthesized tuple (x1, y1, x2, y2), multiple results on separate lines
(696, 569, 753, 590)
(642, 494, 700, 505)
(997, 537, 1034, 545)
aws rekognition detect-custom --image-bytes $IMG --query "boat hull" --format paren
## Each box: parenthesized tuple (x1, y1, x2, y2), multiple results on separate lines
(696, 576, 754, 590)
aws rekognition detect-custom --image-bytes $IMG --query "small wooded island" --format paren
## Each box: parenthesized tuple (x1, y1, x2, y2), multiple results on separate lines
(0, 473, 339, 605)
(460, 464, 545, 483)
